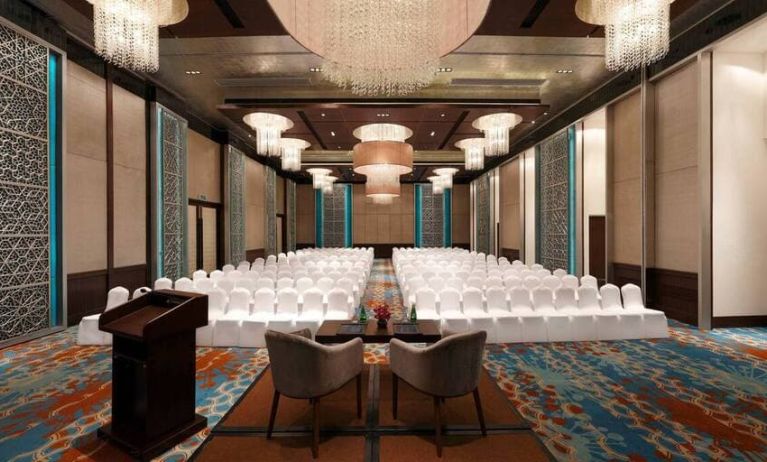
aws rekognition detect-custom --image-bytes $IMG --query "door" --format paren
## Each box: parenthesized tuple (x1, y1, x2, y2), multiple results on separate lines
(188, 200, 222, 275)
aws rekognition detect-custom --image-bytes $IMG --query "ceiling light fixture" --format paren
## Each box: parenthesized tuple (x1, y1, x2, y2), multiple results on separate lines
(242, 112, 294, 157)
(185, 70, 201, 75)
(280, 138, 310, 171)
(352, 123, 414, 202)
(556, 69, 574, 74)
(309, 67, 323, 72)
(267, 0, 490, 96)
(430, 131, 436, 137)
(433, 167, 458, 189)
(330, 131, 336, 137)
(455, 138, 485, 171)
(471, 113, 522, 157)
(307, 168, 332, 190)
(437, 67, 453, 73)
(322, 175, 338, 194)
(353, 123, 413, 143)
(428, 175, 445, 194)
(87, 0, 188, 73)
(575, 0, 673, 71)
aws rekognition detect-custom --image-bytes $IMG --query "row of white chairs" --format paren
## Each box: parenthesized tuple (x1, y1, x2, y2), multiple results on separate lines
(410, 284, 667, 343)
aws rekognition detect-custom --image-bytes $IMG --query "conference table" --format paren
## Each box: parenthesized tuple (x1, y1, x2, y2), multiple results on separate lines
(315, 319, 442, 344)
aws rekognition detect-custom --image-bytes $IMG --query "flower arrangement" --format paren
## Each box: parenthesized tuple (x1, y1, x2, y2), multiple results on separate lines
(373, 305, 391, 328)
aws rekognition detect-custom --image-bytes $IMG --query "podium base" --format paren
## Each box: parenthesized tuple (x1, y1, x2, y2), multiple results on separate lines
(98, 414, 207, 461)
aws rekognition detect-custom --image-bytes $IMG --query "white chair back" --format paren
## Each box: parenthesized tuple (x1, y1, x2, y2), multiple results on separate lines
(132, 287, 151, 299)
(256, 278, 275, 290)
(415, 287, 437, 311)
(228, 288, 251, 316)
(578, 286, 601, 311)
(217, 278, 235, 294)
(581, 275, 598, 289)
(561, 275, 579, 290)
(208, 288, 228, 317)
(532, 287, 555, 311)
(439, 288, 462, 313)
(154, 277, 172, 290)
(554, 287, 577, 311)
(222, 264, 235, 274)
(485, 287, 507, 311)
(327, 288, 351, 315)
(295, 277, 314, 295)
(621, 284, 645, 310)
(253, 287, 276, 315)
(462, 287, 483, 312)
(302, 288, 324, 315)
(277, 287, 299, 315)
(317, 277, 334, 295)
(277, 277, 294, 290)
(106, 286, 129, 311)
(523, 276, 541, 291)
(174, 277, 193, 292)
(600, 284, 623, 310)
(192, 270, 207, 281)
(542, 275, 562, 291)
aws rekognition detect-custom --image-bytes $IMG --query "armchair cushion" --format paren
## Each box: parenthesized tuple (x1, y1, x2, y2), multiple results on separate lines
(265, 329, 364, 399)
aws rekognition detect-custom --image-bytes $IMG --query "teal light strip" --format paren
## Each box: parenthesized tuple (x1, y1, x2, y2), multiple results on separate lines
(48, 52, 60, 326)
(156, 109, 164, 277)
(567, 126, 577, 274)
(315, 189, 324, 247)
(344, 184, 353, 247)
(443, 188, 452, 247)
(414, 184, 423, 247)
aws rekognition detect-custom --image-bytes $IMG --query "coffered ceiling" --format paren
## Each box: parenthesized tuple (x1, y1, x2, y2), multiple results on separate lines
(44, 0, 703, 180)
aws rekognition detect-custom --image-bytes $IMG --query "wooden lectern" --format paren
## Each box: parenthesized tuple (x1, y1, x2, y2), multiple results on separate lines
(98, 289, 208, 460)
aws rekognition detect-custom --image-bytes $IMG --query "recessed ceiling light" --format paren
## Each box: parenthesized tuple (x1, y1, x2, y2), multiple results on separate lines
(556, 69, 573, 74)
(543, 112, 549, 116)
(321, 113, 326, 117)
(437, 67, 453, 73)
(337, 145, 341, 149)
(330, 131, 336, 137)
(430, 131, 436, 137)
(531, 120, 536, 124)
(309, 67, 323, 73)
(185, 70, 201, 75)
(376, 113, 390, 118)
(440, 113, 446, 117)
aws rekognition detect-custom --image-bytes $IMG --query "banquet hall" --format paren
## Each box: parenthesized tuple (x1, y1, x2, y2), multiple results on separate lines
(0, 1, 766, 461)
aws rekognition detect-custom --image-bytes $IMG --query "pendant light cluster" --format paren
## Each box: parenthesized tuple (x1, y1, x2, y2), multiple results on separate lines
(456, 112, 522, 171)
(86, 0, 189, 73)
(576, 0, 673, 71)
(307, 168, 338, 195)
(242, 112, 310, 172)
(428, 167, 458, 195)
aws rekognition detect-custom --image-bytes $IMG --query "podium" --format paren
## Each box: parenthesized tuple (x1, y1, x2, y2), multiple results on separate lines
(98, 289, 208, 460)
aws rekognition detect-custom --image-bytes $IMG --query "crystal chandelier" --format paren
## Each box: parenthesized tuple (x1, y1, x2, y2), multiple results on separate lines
(353, 140, 414, 199)
(455, 138, 486, 171)
(88, 0, 188, 73)
(280, 138, 310, 171)
(307, 168, 332, 189)
(428, 175, 446, 195)
(242, 113, 294, 157)
(371, 195, 395, 205)
(322, 175, 338, 194)
(352, 123, 413, 143)
(575, 0, 673, 71)
(266, 0, 491, 96)
(472, 113, 522, 157)
(353, 124, 413, 202)
(366, 168, 401, 204)
(433, 168, 458, 189)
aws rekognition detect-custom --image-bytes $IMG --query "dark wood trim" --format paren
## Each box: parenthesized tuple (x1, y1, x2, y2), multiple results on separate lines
(297, 110, 327, 150)
(66, 269, 108, 326)
(609, 262, 642, 288)
(453, 243, 470, 250)
(501, 248, 520, 261)
(145, 83, 154, 282)
(218, 144, 226, 269)
(646, 267, 698, 326)
(246, 248, 266, 261)
(712, 316, 767, 328)
(437, 110, 469, 150)
(111, 264, 150, 293)
(296, 243, 314, 251)
(105, 63, 115, 289)
(189, 198, 222, 208)
(224, 98, 542, 107)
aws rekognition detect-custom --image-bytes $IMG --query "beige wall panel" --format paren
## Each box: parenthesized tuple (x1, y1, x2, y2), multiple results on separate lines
(352, 184, 414, 244)
(402, 213, 414, 242)
(390, 214, 403, 242)
(276, 176, 285, 214)
(364, 213, 379, 243)
(611, 92, 641, 183)
(611, 179, 642, 264)
(113, 165, 147, 266)
(378, 215, 390, 242)
(654, 168, 699, 272)
(66, 62, 106, 162)
(65, 154, 107, 272)
(499, 159, 521, 250)
(296, 184, 315, 244)
(452, 184, 470, 244)
(187, 130, 220, 203)
(112, 86, 146, 267)
(245, 159, 265, 249)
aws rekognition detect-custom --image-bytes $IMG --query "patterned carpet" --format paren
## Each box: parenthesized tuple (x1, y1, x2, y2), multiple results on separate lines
(0, 259, 765, 461)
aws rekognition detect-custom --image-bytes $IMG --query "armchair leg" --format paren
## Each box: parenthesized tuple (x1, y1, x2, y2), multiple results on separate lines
(356, 373, 362, 418)
(312, 398, 320, 458)
(267, 390, 280, 439)
(392, 373, 399, 420)
(433, 396, 442, 457)
(472, 388, 487, 436)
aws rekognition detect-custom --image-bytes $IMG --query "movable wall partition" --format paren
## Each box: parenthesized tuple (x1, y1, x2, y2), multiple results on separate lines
(265, 167, 277, 256)
(0, 21, 64, 346)
(472, 172, 493, 255)
(414, 184, 451, 247)
(225, 145, 245, 265)
(315, 183, 352, 248)
(151, 105, 188, 281)
(286, 179, 296, 252)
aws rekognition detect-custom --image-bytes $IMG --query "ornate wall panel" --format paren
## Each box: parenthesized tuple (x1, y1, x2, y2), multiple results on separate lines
(286, 179, 296, 251)
(154, 106, 188, 280)
(265, 167, 277, 255)
(474, 173, 491, 254)
(322, 184, 347, 248)
(536, 128, 575, 271)
(226, 145, 245, 264)
(0, 22, 61, 342)
(415, 184, 445, 247)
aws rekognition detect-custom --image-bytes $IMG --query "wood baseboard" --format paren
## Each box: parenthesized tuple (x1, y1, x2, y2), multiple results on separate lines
(246, 249, 265, 260)
(712, 316, 767, 328)
(501, 248, 520, 261)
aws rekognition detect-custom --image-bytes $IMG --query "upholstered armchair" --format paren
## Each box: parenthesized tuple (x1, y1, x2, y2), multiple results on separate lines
(264, 329, 364, 458)
(389, 330, 488, 457)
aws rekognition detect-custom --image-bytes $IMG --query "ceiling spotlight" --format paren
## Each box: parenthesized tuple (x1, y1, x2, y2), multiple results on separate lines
(544, 112, 549, 115)
(556, 69, 574, 74)
(440, 113, 446, 117)
(430, 131, 436, 137)
(185, 70, 201, 75)
(376, 113, 390, 118)
(437, 67, 453, 73)
(330, 131, 336, 137)
(531, 120, 536, 124)
(321, 113, 326, 117)
(309, 67, 323, 72)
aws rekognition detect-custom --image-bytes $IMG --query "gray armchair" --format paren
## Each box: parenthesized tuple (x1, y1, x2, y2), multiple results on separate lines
(264, 329, 364, 458)
(389, 330, 487, 457)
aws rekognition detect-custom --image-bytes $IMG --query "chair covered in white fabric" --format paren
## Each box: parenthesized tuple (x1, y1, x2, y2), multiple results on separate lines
(523, 276, 541, 291)
(222, 264, 235, 274)
(239, 286, 274, 348)
(256, 278, 275, 291)
(336, 277, 359, 307)
(564, 286, 599, 341)
(509, 287, 534, 314)
(217, 278, 235, 294)
(580, 275, 598, 289)
(546, 287, 578, 341)
(485, 277, 504, 289)
(235, 278, 256, 297)
(192, 270, 207, 281)
(428, 277, 446, 293)
(295, 288, 325, 336)
(542, 275, 562, 291)
(325, 288, 352, 320)
(596, 284, 637, 340)
(228, 270, 244, 280)
(196, 287, 227, 346)
(621, 284, 669, 338)
(317, 277, 334, 296)
(295, 276, 314, 298)
(269, 288, 299, 333)
(174, 277, 194, 292)
(445, 277, 464, 292)
(552, 268, 567, 278)
(252, 257, 265, 269)
(405, 277, 426, 306)
(237, 262, 251, 273)
(132, 286, 151, 299)
(194, 278, 214, 293)
(77, 286, 129, 345)
(487, 287, 520, 343)
(462, 287, 494, 340)
(438, 288, 470, 333)
(504, 275, 522, 289)
(535, 269, 551, 279)
(154, 277, 172, 290)
(466, 276, 484, 290)
(414, 287, 440, 320)
(276, 277, 294, 291)
(518, 287, 550, 342)
(561, 275, 579, 290)
(530, 264, 544, 271)
(210, 270, 224, 283)
(213, 288, 250, 346)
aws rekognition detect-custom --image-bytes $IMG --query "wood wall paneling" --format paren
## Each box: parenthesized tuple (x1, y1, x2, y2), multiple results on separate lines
(352, 184, 414, 245)
(245, 158, 266, 250)
(296, 184, 315, 246)
(499, 159, 521, 251)
(452, 184, 471, 245)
